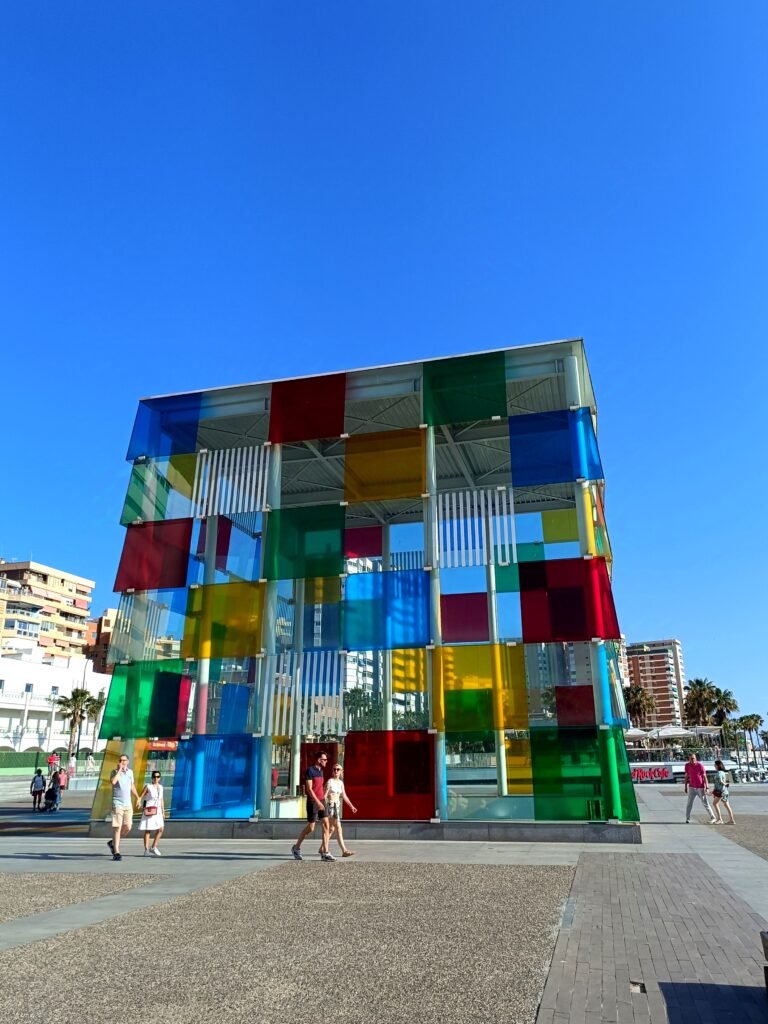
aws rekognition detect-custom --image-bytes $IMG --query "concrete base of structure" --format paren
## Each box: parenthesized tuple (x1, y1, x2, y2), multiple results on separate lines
(89, 817, 642, 843)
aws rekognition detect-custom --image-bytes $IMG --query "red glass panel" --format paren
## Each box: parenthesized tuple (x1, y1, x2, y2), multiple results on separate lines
(554, 685, 596, 726)
(519, 557, 620, 643)
(440, 593, 489, 643)
(268, 373, 346, 444)
(196, 516, 233, 572)
(176, 676, 193, 735)
(343, 526, 383, 559)
(298, 741, 340, 791)
(113, 519, 193, 592)
(343, 730, 435, 820)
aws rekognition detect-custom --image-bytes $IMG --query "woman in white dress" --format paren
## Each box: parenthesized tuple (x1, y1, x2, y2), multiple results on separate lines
(320, 763, 357, 859)
(137, 770, 165, 857)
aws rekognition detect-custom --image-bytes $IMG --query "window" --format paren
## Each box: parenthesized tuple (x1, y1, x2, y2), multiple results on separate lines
(50, 686, 59, 696)
(24, 683, 33, 694)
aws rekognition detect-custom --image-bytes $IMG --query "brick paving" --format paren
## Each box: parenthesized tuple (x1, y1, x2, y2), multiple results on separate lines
(536, 853, 767, 1024)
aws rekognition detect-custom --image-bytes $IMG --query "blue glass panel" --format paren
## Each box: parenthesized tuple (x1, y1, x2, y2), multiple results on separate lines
(303, 602, 341, 650)
(126, 394, 203, 460)
(217, 684, 251, 734)
(343, 569, 430, 651)
(170, 734, 258, 818)
(508, 409, 603, 486)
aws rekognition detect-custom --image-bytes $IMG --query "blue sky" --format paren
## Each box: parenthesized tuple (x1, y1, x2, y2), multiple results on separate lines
(1, 4, 766, 714)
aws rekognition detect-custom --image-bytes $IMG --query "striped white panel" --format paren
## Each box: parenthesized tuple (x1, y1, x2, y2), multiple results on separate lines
(437, 487, 515, 568)
(192, 444, 270, 519)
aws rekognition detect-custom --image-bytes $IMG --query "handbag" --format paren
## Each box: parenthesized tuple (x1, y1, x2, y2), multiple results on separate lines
(143, 784, 159, 816)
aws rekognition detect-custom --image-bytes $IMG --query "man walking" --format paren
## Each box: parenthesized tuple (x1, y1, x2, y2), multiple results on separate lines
(108, 753, 140, 861)
(684, 752, 716, 823)
(291, 751, 333, 861)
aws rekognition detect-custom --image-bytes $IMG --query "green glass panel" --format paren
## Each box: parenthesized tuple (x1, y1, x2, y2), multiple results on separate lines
(423, 352, 507, 426)
(264, 505, 345, 580)
(119, 454, 197, 526)
(601, 725, 640, 822)
(444, 688, 493, 732)
(495, 563, 520, 592)
(517, 542, 545, 562)
(530, 726, 604, 821)
(99, 659, 188, 739)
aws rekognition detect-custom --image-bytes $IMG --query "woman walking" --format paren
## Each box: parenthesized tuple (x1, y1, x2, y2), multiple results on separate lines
(712, 759, 736, 825)
(137, 770, 166, 856)
(30, 769, 46, 811)
(320, 763, 357, 860)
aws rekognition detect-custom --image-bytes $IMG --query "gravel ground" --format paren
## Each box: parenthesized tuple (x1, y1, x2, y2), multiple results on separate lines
(0, 861, 573, 1024)
(0, 872, 158, 924)
(701, 814, 768, 862)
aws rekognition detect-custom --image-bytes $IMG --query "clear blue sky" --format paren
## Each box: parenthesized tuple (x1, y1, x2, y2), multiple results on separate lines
(1, 4, 766, 715)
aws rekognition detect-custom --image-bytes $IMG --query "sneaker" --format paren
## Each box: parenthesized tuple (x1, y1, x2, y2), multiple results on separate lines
(685, 819, 690, 824)
(107, 839, 114, 854)
(113, 853, 122, 862)
(713, 819, 722, 825)
(321, 852, 336, 862)
(291, 845, 303, 861)
(143, 850, 152, 857)
(150, 848, 162, 857)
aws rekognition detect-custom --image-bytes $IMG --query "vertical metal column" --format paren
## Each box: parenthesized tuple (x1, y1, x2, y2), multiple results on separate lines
(486, 561, 508, 797)
(192, 513, 218, 811)
(425, 425, 448, 818)
(381, 524, 393, 730)
(256, 443, 282, 819)
(288, 578, 305, 795)
(564, 351, 621, 821)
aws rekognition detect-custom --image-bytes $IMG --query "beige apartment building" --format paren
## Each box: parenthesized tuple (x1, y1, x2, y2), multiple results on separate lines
(84, 607, 118, 674)
(0, 561, 94, 663)
(626, 639, 685, 728)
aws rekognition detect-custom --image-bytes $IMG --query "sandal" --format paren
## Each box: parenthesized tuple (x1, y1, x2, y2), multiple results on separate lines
(342, 850, 355, 857)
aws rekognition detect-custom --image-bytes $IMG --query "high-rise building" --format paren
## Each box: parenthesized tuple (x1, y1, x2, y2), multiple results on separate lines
(625, 639, 685, 727)
(84, 608, 119, 674)
(0, 561, 94, 663)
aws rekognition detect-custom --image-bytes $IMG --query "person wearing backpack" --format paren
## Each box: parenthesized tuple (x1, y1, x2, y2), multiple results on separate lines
(30, 769, 46, 811)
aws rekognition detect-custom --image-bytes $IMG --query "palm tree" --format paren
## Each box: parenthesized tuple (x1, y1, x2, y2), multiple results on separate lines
(710, 687, 739, 726)
(624, 684, 656, 728)
(683, 678, 716, 726)
(56, 689, 107, 760)
(741, 714, 765, 772)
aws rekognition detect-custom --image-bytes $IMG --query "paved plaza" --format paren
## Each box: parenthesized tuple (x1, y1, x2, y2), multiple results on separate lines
(0, 785, 765, 1023)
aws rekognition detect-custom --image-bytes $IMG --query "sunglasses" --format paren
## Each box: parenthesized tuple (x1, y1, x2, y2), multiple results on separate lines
(333, 767, 342, 772)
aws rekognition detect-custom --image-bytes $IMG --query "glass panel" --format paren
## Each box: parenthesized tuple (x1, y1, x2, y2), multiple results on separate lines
(530, 726, 603, 821)
(264, 505, 345, 581)
(391, 647, 427, 694)
(554, 684, 596, 726)
(605, 725, 640, 822)
(435, 644, 528, 731)
(343, 526, 383, 559)
(572, 408, 603, 481)
(541, 509, 579, 543)
(187, 514, 262, 586)
(517, 542, 545, 563)
(268, 373, 346, 444)
(423, 351, 507, 426)
(214, 683, 252, 734)
(343, 730, 435, 819)
(114, 519, 193, 593)
(344, 429, 426, 503)
(120, 454, 198, 525)
(495, 563, 520, 593)
(508, 409, 604, 487)
(108, 588, 188, 664)
(91, 739, 151, 820)
(342, 569, 430, 651)
(440, 593, 489, 643)
(181, 581, 265, 660)
(519, 557, 620, 643)
(126, 394, 202, 460)
(100, 660, 191, 740)
(446, 732, 533, 819)
(170, 734, 258, 818)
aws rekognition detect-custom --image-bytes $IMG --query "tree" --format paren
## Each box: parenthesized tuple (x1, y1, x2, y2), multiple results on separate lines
(56, 689, 107, 760)
(683, 678, 716, 726)
(710, 687, 739, 726)
(624, 684, 656, 728)
(740, 714, 765, 771)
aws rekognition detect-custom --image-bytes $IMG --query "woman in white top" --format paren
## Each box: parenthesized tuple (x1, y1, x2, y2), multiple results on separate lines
(320, 763, 357, 859)
(137, 770, 166, 856)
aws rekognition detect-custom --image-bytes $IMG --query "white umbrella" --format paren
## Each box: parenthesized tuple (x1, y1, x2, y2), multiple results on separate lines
(624, 727, 648, 739)
(646, 725, 695, 739)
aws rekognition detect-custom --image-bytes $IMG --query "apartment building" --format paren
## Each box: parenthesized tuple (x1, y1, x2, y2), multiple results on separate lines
(0, 561, 95, 663)
(626, 639, 685, 727)
(84, 608, 118, 674)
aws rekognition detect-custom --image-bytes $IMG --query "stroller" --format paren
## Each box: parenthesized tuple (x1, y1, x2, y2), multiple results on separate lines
(44, 786, 58, 812)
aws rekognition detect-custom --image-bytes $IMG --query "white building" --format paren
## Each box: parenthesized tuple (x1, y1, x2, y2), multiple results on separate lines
(0, 650, 111, 754)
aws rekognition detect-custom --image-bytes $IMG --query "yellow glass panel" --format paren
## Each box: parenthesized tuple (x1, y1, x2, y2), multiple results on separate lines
(541, 508, 579, 543)
(182, 581, 265, 660)
(90, 739, 151, 820)
(505, 735, 533, 795)
(167, 453, 198, 497)
(305, 576, 341, 605)
(392, 647, 428, 693)
(344, 428, 426, 503)
(435, 644, 528, 730)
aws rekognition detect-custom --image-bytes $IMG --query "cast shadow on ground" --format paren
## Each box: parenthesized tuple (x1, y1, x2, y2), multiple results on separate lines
(659, 981, 766, 1023)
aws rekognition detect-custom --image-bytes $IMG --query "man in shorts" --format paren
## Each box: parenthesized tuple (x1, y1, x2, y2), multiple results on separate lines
(291, 751, 332, 861)
(109, 754, 140, 861)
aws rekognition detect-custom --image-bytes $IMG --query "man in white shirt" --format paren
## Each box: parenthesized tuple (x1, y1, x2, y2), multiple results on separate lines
(109, 754, 140, 861)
